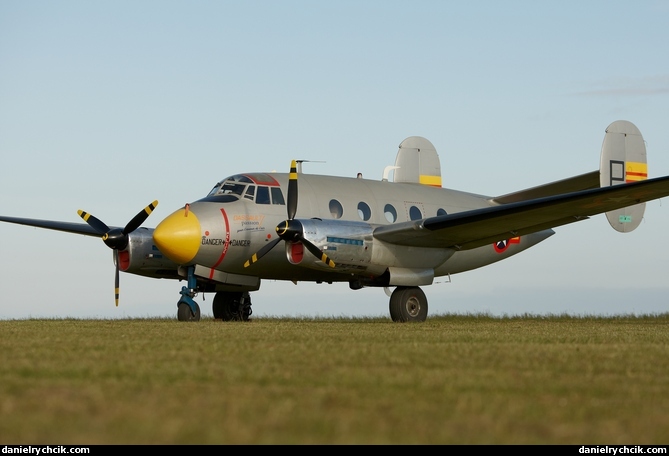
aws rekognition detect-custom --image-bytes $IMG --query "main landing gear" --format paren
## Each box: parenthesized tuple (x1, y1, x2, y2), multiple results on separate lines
(389, 286, 428, 322)
(212, 291, 252, 321)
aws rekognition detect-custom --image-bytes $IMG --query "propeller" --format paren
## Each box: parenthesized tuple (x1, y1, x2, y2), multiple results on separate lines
(244, 161, 335, 269)
(77, 200, 158, 306)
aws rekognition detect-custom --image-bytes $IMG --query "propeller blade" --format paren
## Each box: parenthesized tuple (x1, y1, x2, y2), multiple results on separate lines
(287, 160, 298, 220)
(299, 236, 336, 268)
(244, 238, 282, 268)
(78, 200, 158, 306)
(77, 210, 110, 234)
(114, 250, 120, 307)
(124, 200, 159, 235)
(244, 161, 333, 268)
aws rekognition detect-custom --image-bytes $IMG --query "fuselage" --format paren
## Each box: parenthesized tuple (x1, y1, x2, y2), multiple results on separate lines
(150, 171, 554, 290)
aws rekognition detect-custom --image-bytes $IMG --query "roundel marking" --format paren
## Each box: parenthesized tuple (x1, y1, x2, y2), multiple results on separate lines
(493, 237, 520, 253)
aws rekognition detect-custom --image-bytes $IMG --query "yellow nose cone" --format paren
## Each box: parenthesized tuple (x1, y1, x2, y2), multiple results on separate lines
(153, 208, 201, 264)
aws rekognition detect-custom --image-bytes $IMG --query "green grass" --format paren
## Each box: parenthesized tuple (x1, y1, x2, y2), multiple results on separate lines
(1, 314, 668, 444)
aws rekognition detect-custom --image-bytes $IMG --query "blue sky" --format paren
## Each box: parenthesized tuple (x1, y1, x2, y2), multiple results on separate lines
(1, 1, 669, 319)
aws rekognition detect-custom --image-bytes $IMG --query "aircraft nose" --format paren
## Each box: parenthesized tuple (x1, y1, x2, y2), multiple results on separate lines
(153, 206, 201, 264)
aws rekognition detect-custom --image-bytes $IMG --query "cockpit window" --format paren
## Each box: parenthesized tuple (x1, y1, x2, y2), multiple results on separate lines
(221, 183, 246, 196)
(227, 174, 254, 184)
(256, 186, 270, 204)
(205, 174, 285, 206)
(271, 187, 285, 205)
(208, 175, 255, 197)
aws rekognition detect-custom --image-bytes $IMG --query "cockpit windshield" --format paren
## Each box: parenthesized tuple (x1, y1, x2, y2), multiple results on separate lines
(205, 174, 285, 205)
(208, 174, 253, 197)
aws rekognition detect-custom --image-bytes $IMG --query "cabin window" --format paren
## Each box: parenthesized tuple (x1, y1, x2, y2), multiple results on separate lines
(271, 187, 285, 205)
(358, 202, 371, 221)
(329, 200, 343, 219)
(437, 208, 447, 216)
(256, 186, 270, 204)
(409, 205, 422, 221)
(384, 204, 397, 223)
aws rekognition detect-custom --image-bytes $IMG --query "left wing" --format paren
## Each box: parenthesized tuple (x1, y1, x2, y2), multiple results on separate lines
(373, 175, 669, 250)
(492, 170, 600, 204)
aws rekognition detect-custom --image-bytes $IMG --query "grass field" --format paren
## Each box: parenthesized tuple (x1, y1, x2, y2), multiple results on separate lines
(1, 314, 668, 444)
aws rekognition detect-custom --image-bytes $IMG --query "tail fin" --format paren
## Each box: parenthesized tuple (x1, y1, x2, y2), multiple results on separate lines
(393, 136, 442, 187)
(600, 120, 648, 232)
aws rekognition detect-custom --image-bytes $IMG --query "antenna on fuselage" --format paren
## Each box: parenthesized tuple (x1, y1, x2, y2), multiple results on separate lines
(295, 160, 325, 173)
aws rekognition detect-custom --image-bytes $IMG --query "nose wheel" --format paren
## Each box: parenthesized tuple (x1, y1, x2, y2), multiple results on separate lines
(177, 302, 201, 321)
(176, 265, 201, 321)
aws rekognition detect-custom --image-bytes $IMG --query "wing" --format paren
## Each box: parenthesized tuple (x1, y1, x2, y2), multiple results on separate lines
(492, 170, 600, 204)
(373, 175, 669, 250)
(0, 216, 117, 237)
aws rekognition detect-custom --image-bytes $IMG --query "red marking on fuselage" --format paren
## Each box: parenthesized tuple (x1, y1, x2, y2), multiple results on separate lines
(242, 173, 281, 186)
(209, 208, 231, 279)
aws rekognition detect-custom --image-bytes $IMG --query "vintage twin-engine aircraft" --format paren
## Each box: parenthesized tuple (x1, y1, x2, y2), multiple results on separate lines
(2, 120, 669, 322)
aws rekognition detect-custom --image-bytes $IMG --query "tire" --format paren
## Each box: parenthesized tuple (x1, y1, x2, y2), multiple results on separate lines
(389, 286, 428, 322)
(212, 292, 252, 321)
(177, 302, 201, 321)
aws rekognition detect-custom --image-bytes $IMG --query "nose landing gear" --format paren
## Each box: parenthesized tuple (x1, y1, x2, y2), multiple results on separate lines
(176, 266, 201, 321)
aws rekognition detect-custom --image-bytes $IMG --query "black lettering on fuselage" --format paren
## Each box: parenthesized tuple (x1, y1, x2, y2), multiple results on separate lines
(201, 237, 251, 247)
(201, 237, 224, 246)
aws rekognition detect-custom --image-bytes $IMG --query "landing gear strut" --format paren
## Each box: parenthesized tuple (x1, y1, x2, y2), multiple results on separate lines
(389, 286, 428, 322)
(176, 266, 201, 321)
(212, 291, 252, 321)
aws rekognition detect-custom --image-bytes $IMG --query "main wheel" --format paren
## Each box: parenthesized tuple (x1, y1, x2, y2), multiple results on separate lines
(389, 286, 428, 322)
(177, 302, 201, 321)
(212, 291, 252, 321)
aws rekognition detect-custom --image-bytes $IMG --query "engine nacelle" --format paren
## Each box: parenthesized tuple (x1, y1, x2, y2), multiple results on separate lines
(290, 219, 386, 276)
(118, 227, 181, 279)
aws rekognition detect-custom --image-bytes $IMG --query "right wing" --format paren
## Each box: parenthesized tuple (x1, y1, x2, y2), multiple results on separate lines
(0, 216, 118, 236)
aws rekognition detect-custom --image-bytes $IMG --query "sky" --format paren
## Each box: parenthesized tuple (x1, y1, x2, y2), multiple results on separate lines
(1, 1, 669, 320)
